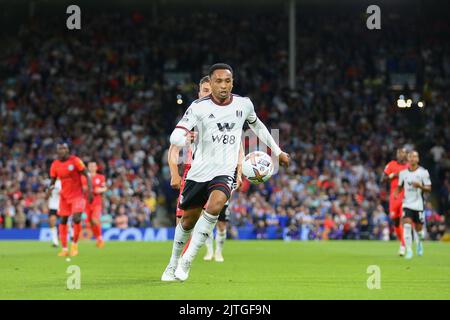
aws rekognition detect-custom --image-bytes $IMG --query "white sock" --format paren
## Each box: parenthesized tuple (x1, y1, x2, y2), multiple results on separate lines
(169, 223, 192, 267)
(404, 223, 412, 251)
(417, 229, 425, 243)
(51, 226, 59, 245)
(215, 229, 227, 254)
(419, 229, 425, 240)
(205, 229, 214, 255)
(412, 228, 418, 245)
(184, 211, 218, 262)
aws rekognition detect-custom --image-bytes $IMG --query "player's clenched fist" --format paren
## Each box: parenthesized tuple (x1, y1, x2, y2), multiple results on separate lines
(278, 152, 290, 167)
(171, 174, 182, 190)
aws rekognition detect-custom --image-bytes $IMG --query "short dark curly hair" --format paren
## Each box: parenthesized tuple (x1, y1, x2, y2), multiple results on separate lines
(208, 63, 233, 78)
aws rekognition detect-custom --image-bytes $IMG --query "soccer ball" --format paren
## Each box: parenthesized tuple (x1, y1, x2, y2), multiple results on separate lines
(242, 151, 274, 184)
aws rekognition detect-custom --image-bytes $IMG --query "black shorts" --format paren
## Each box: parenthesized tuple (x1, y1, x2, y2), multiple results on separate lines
(403, 208, 424, 224)
(178, 175, 235, 211)
(49, 209, 58, 217)
(218, 205, 230, 222)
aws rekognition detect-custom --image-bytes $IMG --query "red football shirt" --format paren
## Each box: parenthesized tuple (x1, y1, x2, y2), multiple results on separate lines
(82, 173, 106, 206)
(50, 155, 86, 200)
(384, 160, 408, 197)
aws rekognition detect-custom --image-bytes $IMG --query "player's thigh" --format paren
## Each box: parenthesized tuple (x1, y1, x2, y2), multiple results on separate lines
(413, 211, 425, 226)
(71, 197, 86, 215)
(48, 210, 58, 224)
(206, 190, 229, 214)
(90, 205, 102, 222)
(402, 208, 415, 224)
(206, 176, 233, 214)
(175, 193, 184, 221)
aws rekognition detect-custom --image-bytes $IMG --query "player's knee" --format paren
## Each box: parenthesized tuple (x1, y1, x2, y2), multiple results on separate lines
(72, 214, 82, 224)
(180, 215, 195, 230)
(393, 217, 400, 227)
(205, 200, 225, 215)
(217, 221, 227, 232)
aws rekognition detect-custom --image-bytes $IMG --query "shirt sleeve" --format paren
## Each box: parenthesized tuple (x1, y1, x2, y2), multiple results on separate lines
(422, 170, 432, 186)
(74, 157, 86, 172)
(245, 98, 282, 156)
(175, 104, 198, 131)
(383, 162, 393, 175)
(245, 99, 258, 124)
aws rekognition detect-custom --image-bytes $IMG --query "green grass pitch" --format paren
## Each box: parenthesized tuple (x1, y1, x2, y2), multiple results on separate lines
(1, 240, 449, 299)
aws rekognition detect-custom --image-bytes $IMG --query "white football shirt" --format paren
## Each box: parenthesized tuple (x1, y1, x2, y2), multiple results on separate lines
(48, 179, 62, 210)
(398, 166, 431, 211)
(175, 94, 257, 182)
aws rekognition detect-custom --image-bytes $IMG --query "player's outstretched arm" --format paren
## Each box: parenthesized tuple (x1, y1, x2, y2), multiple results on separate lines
(168, 144, 182, 189)
(247, 118, 290, 167)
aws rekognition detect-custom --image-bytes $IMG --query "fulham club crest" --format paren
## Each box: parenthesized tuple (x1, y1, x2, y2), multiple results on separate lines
(236, 110, 243, 118)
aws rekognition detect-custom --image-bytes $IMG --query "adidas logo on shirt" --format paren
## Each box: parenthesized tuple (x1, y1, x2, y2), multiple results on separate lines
(208, 114, 215, 119)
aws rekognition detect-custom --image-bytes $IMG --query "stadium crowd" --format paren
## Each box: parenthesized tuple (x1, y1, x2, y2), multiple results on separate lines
(0, 10, 448, 240)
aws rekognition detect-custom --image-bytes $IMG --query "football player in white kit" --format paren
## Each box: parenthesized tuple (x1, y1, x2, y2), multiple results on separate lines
(48, 179, 61, 247)
(395, 150, 432, 259)
(162, 63, 290, 281)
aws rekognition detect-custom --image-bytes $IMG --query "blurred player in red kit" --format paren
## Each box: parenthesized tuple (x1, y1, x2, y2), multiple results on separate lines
(82, 162, 107, 248)
(381, 147, 408, 256)
(46, 143, 93, 257)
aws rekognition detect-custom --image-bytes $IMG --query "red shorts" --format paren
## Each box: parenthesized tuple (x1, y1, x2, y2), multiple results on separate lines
(86, 203, 102, 220)
(58, 196, 86, 217)
(389, 197, 403, 219)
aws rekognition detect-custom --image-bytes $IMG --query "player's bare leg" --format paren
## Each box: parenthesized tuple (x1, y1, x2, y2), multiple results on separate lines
(214, 221, 227, 262)
(58, 216, 69, 256)
(90, 218, 104, 248)
(402, 216, 414, 259)
(49, 214, 59, 247)
(70, 212, 83, 256)
(392, 216, 405, 256)
(175, 190, 227, 281)
(161, 207, 202, 281)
